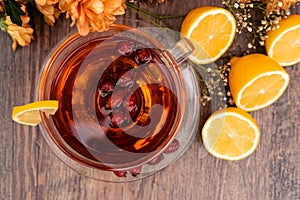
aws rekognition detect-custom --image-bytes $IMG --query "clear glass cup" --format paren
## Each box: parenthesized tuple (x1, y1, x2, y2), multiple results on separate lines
(36, 20, 200, 182)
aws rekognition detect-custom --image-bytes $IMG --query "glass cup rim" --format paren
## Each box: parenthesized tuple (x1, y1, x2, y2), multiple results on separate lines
(36, 23, 188, 172)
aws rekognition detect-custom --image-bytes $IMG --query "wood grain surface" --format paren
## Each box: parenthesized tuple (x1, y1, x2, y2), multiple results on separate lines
(1, 1, 300, 200)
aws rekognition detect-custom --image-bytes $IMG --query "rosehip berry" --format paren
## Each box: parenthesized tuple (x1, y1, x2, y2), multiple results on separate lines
(99, 78, 115, 98)
(110, 110, 126, 127)
(108, 90, 126, 109)
(123, 93, 138, 116)
(135, 48, 152, 64)
(116, 41, 134, 56)
(101, 105, 112, 116)
(113, 170, 127, 177)
(148, 154, 164, 165)
(129, 166, 142, 177)
(117, 70, 134, 88)
(163, 139, 179, 154)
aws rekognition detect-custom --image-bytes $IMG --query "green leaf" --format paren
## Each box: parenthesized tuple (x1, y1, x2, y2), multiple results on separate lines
(0, 17, 8, 32)
(4, 0, 25, 26)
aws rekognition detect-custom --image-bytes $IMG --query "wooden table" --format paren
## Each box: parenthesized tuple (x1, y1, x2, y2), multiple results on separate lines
(1, 1, 299, 199)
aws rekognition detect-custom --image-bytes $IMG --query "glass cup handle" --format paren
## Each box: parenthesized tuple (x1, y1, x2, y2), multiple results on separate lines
(170, 38, 194, 66)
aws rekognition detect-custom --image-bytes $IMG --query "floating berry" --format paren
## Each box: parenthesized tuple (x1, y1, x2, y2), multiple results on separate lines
(123, 93, 138, 116)
(117, 70, 134, 88)
(107, 90, 126, 109)
(129, 166, 142, 177)
(135, 48, 152, 64)
(99, 78, 115, 98)
(116, 41, 134, 56)
(101, 105, 112, 116)
(163, 139, 180, 154)
(147, 154, 164, 165)
(113, 170, 127, 177)
(110, 110, 126, 127)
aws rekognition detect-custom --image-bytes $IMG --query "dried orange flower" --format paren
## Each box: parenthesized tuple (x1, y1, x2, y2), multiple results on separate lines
(59, 0, 126, 36)
(238, 0, 300, 12)
(128, 0, 166, 3)
(264, 0, 299, 11)
(35, 0, 61, 26)
(5, 6, 34, 51)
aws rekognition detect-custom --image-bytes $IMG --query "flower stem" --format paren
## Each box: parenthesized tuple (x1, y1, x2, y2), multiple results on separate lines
(134, 9, 164, 28)
(125, 2, 185, 19)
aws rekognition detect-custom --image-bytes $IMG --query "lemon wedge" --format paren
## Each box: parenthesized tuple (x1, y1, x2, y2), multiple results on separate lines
(180, 6, 236, 64)
(202, 107, 260, 160)
(12, 100, 59, 126)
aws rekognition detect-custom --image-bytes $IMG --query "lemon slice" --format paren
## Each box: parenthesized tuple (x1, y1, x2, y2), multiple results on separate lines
(265, 15, 300, 66)
(202, 107, 260, 161)
(12, 100, 59, 126)
(181, 6, 236, 64)
(229, 54, 290, 112)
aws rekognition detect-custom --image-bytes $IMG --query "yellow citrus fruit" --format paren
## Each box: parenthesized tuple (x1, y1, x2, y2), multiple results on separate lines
(202, 107, 260, 161)
(265, 15, 300, 66)
(229, 54, 290, 112)
(12, 100, 59, 126)
(180, 6, 236, 64)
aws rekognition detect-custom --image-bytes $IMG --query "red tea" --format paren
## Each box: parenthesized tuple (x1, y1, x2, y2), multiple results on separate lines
(49, 36, 182, 169)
